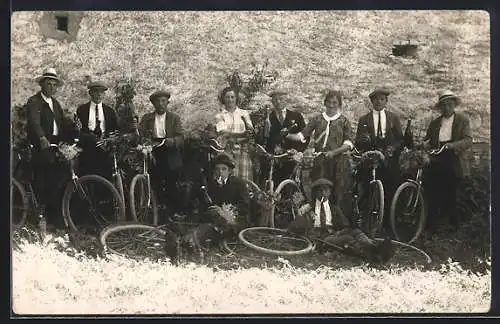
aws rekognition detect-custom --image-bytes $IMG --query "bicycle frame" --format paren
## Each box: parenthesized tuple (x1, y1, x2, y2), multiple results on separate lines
(111, 151, 126, 203)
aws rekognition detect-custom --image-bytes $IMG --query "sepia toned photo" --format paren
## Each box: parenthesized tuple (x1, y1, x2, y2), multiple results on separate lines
(11, 10, 491, 315)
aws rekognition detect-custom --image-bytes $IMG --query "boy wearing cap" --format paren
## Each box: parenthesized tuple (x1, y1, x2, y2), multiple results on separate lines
(25, 68, 75, 228)
(138, 90, 184, 217)
(287, 178, 394, 263)
(423, 91, 472, 232)
(164, 153, 250, 263)
(76, 81, 119, 179)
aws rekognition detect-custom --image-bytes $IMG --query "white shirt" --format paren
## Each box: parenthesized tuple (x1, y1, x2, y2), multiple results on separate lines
(41, 92, 58, 136)
(372, 109, 387, 138)
(314, 198, 332, 227)
(215, 107, 253, 134)
(154, 112, 167, 138)
(88, 102, 106, 133)
(439, 113, 455, 142)
(276, 108, 287, 123)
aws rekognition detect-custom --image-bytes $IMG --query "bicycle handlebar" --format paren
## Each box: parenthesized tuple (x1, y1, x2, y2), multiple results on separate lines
(255, 143, 289, 159)
(428, 145, 446, 155)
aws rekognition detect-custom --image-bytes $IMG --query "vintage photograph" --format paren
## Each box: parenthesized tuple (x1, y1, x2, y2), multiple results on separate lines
(11, 10, 491, 314)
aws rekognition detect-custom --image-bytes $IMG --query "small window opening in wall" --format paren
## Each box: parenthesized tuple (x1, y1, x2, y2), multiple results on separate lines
(55, 16, 69, 32)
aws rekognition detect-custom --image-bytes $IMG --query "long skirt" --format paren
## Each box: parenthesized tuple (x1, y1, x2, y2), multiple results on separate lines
(219, 136, 254, 182)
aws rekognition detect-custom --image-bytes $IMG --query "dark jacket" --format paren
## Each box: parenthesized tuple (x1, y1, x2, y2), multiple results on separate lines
(205, 175, 250, 227)
(266, 109, 307, 152)
(76, 102, 119, 147)
(424, 112, 472, 178)
(138, 110, 184, 170)
(354, 110, 404, 153)
(26, 91, 71, 147)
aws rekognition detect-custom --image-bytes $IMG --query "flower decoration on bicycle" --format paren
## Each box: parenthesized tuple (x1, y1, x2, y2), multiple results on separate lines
(358, 150, 386, 169)
(399, 149, 431, 174)
(57, 142, 83, 162)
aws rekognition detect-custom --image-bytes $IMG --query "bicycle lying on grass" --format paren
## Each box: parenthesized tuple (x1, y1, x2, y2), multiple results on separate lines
(99, 220, 432, 266)
(389, 145, 446, 244)
(237, 226, 432, 266)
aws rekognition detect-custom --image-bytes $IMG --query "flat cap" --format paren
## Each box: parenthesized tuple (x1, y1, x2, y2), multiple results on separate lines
(268, 89, 288, 97)
(310, 178, 334, 190)
(87, 81, 108, 91)
(149, 90, 171, 103)
(211, 153, 236, 169)
(369, 87, 391, 100)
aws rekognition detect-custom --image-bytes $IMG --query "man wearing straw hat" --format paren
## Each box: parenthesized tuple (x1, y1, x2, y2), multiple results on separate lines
(423, 90, 472, 233)
(25, 68, 74, 228)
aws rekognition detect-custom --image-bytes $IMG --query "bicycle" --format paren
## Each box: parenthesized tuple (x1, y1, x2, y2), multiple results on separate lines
(99, 220, 235, 262)
(350, 147, 386, 239)
(11, 139, 126, 235)
(237, 226, 432, 265)
(389, 145, 446, 243)
(96, 131, 129, 213)
(128, 139, 166, 225)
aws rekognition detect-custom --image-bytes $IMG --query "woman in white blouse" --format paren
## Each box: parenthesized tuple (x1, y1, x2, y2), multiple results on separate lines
(213, 87, 255, 182)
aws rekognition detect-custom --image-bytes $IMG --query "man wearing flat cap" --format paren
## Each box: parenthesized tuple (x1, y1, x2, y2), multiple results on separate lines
(261, 90, 307, 186)
(354, 87, 404, 229)
(139, 90, 184, 217)
(423, 90, 472, 233)
(25, 68, 75, 228)
(76, 81, 119, 179)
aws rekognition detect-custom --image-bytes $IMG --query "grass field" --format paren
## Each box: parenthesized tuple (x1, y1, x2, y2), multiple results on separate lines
(11, 231, 491, 315)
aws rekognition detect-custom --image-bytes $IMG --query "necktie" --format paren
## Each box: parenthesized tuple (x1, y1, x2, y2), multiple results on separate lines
(377, 112, 383, 138)
(278, 111, 284, 124)
(320, 201, 327, 229)
(95, 105, 102, 137)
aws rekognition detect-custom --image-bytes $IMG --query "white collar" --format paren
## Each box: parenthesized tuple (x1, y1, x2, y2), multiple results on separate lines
(223, 107, 240, 114)
(91, 101, 102, 107)
(155, 111, 167, 117)
(372, 109, 386, 115)
(41, 92, 52, 102)
(441, 113, 455, 121)
(322, 111, 341, 121)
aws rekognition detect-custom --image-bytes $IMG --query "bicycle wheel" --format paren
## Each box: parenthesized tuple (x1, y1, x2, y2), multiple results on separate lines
(100, 223, 168, 260)
(238, 227, 314, 256)
(62, 174, 126, 234)
(273, 179, 302, 229)
(12, 178, 29, 230)
(390, 182, 426, 244)
(129, 174, 159, 225)
(374, 238, 432, 266)
(366, 180, 384, 238)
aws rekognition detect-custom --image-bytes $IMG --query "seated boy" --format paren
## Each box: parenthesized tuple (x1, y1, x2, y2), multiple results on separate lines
(287, 178, 394, 263)
(164, 153, 250, 263)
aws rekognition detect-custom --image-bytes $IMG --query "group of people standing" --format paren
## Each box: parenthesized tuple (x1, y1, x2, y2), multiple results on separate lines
(21, 67, 472, 245)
